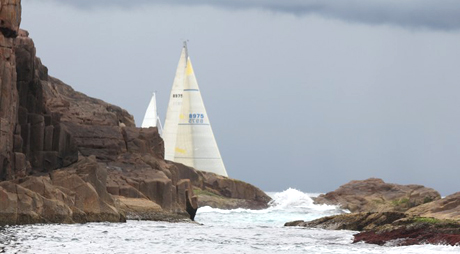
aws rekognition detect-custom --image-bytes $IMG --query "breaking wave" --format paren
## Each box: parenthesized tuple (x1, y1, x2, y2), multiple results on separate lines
(196, 188, 345, 227)
(268, 188, 314, 208)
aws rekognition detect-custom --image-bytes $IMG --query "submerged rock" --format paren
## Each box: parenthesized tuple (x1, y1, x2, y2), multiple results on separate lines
(314, 178, 440, 213)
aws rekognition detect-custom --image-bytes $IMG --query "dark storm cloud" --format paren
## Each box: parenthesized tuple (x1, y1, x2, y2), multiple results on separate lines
(50, 0, 460, 30)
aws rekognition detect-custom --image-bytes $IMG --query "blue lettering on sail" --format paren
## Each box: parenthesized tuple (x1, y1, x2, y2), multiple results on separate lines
(188, 113, 205, 124)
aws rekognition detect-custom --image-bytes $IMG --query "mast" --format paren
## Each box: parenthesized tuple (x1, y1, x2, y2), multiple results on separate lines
(184, 40, 188, 61)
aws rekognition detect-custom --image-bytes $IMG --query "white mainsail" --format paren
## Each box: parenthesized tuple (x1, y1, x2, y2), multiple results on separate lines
(141, 92, 163, 135)
(163, 43, 228, 177)
(163, 46, 188, 161)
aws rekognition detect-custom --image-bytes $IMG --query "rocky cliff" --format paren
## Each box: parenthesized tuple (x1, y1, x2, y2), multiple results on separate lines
(0, 0, 271, 226)
(0, 0, 22, 180)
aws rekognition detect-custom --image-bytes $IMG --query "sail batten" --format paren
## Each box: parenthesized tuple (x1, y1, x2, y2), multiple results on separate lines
(162, 46, 228, 177)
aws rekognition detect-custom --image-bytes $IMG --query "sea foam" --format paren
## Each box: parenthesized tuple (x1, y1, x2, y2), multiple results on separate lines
(2, 189, 459, 254)
(196, 188, 346, 227)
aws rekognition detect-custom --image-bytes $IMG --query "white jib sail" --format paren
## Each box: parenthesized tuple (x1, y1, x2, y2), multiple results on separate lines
(141, 92, 163, 135)
(162, 46, 187, 161)
(173, 56, 228, 177)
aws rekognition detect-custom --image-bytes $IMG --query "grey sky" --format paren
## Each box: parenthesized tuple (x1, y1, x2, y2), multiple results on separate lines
(22, 1, 460, 195)
(47, 0, 460, 30)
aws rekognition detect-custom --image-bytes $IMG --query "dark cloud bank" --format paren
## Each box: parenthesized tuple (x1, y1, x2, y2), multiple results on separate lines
(52, 0, 460, 30)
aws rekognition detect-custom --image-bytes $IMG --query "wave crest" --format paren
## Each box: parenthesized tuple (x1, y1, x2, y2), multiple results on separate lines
(268, 188, 314, 209)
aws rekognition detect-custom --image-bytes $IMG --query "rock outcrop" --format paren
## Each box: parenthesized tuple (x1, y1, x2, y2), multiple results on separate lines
(406, 192, 460, 220)
(41, 74, 271, 215)
(0, 156, 124, 225)
(0, 0, 271, 225)
(44, 77, 135, 128)
(194, 171, 271, 209)
(314, 178, 440, 213)
(285, 212, 407, 231)
(286, 212, 460, 246)
(287, 178, 460, 246)
(353, 217, 460, 246)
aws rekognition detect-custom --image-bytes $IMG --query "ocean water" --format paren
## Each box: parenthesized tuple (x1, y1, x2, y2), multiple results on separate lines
(1, 189, 459, 254)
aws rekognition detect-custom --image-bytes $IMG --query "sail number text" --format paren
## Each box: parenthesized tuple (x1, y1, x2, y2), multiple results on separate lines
(173, 94, 183, 98)
(189, 113, 204, 124)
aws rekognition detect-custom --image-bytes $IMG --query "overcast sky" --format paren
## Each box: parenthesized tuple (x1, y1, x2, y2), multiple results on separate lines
(21, 0, 460, 195)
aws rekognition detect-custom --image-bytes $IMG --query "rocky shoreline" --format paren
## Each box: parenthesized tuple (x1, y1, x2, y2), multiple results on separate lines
(0, 0, 271, 226)
(2, 0, 460, 247)
(286, 178, 460, 246)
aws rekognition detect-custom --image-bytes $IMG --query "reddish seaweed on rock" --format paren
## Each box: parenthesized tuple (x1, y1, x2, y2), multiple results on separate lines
(287, 178, 460, 246)
(353, 217, 460, 246)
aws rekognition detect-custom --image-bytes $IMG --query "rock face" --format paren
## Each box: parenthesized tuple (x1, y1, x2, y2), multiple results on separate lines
(44, 77, 135, 128)
(15, 30, 78, 174)
(0, 0, 271, 225)
(1, 22, 78, 182)
(0, 0, 21, 37)
(0, 0, 21, 182)
(0, 156, 125, 225)
(314, 178, 440, 213)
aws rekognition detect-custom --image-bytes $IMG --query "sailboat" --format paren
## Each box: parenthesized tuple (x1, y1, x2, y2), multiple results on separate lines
(142, 92, 163, 135)
(162, 42, 228, 177)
